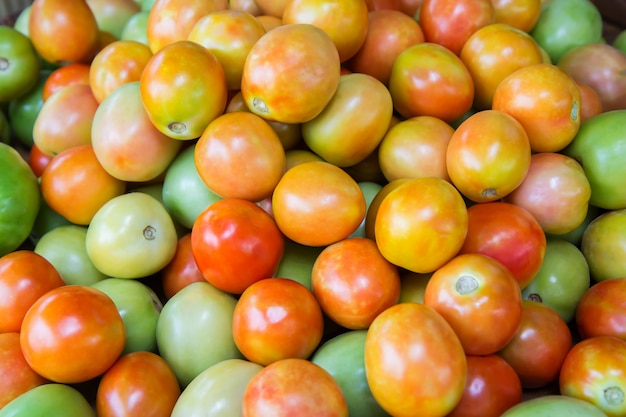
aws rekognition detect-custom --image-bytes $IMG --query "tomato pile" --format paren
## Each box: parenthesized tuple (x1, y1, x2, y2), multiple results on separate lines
(1, 0, 626, 416)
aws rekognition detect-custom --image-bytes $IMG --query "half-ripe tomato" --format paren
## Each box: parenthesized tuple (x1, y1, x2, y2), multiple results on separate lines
(161, 233, 205, 299)
(229, 0, 262, 15)
(375, 177, 468, 273)
(389, 42, 475, 123)
(492, 63, 582, 153)
(459, 201, 546, 289)
(424, 253, 523, 355)
(446, 110, 531, 203)
(140, 40, 227, 140)
(191, 198, 284, 295)
(580, 209, 626, 282)
(311, 237, 401, 330)
(271, 161, 366, 247)
(490, 0, 541, 33)
(40, 144, 127, 225)
(575, 81, 603, 122)
(497, 300, 572, 389)
(364, 178, 410, 240)
(576, 278, 626, 341)
(241, 23, 341, 124)
(560, 336, 626, 417)
(20, 285, 126, 384)
(42, 63, 91, 102)
(96, 351, 181, 417)
(365, 302, 467, 417)
(255, 15, 283, 32)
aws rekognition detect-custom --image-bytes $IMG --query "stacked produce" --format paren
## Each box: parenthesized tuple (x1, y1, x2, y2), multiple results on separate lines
(1, 0, 626, 416)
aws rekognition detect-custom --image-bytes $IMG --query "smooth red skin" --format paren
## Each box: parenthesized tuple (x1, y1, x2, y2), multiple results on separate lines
(0, 250, 66, 333)
(28, 144, 53, 178)
(447, 354, 523, 417)
(242, 358, 348, 417)
(191, 198, 284, 295)
(576, 278, 626, 341)
(0, 333, 47, 409)
(459, 201, 546, 289)
(311, 237, 401, 330)
(96, 351, 181, 417)
(42, 63, 91, 102)
(498, 300, 573, 389)
(161, 233, 206, 300)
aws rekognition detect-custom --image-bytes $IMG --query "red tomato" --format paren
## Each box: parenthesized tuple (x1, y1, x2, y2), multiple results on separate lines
(42, 63, 91, 102)
(96, 351, 181, 417)
(232, 278, 324, 366)
(424, 253, 523, 355)
(459, 201, 546, 289)
(311, 237, 401, 330)
(497, 300, 572, 389)
(28, 144, 53, 178)
(576, 278, 626, 341)
(364, 302, 467, 416)
(161, 233, 205, 300)
(0, 250, 65, 334)
(447, 354, 523, 417)
(20, 285, 126, 384)
(191, 198, 284, 295)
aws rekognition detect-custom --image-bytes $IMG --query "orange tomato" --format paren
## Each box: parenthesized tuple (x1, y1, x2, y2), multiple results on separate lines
(241, 23, 341, 124)
(576, 80, 603, 122)
(161, 233, 206, 299)
(253, 0, 289, 17)
(256, 15, 283, 31)
(229, 0, 262, 15)
(492, 63, 582, 153)
(446, 110, 531, 203)
(42, 63, 91, 102)
(364, 178, 410, 241)
(490, 0, 541, 33)
(0, 333, 47, 409)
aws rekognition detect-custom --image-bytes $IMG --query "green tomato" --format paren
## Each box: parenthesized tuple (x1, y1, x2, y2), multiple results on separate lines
(581, 209, 626, 282)
(0, 26, 41, 102)
(349, 181, 383, 238)
(615, 30, 626, 54)
(132, 182, 189, 237)
(0, 142, 40, 256)
(156, 281, 242, 387)
(522, 238, 590, 323)
(8, 70, 51, 148)
(501, 395, 608, 416)
(530, 0, 603, 64)
(34, 224, 109, 285)
(13, 6, 31, 37)
(92, 278, 163, 355)
(0, 383, 95, 417)
(275, 238, 324, 291)
(86, 192, 178, 279)
(120, 11, 150, 45)
(31, 197, 73, 243)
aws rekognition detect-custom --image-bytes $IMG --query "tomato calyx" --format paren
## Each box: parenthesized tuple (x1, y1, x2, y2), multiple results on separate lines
(482, 188, 498, 199)
(167, 122, 186, 135)
(143, 226, 157, 241)
(251, 97, 269, 114)
(605, 386, 625, 407)
(0, 58, 8, 71)
(527, 293, 542, 303)
(456, 275, 479, 295)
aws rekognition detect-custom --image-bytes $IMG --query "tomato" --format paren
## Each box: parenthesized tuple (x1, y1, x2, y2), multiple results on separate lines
(42, 63, 91, 102)
(161, 233, 205, 299)
(230, 0, 262, 15)
(0, 383, 96, 417)
(156, 281, 242, 387)
(8, 69, 50, 147)
(140, 40, 227, 140)
(255, 15, 283, 32)
(501, 395, 608, 416)
(241, 23, 341, 124)
(311, 237, 400, 329)
(389, 42, 475, 123)
(459, 201, 546, 289)
(447, 354, 523, 417)
(490, 0, 541, 33)
(364, 178, 410, 240)
(254, 0, 288, 17)
(96, 351, 180, 417)
(282, 0, 369, 63)
(560, 336, 626, 417)
(29, 0, 101, 64)
(0, 332, 47, 409)
(399, 271, 432, 303)
(171, 358, 263, 417)
(581, 209, 626, 282)
(274, 238, 324, 291)
(460, 23, 544, 110)
(242, 358, 348, 417)
(120, 10, 150, 44)
(529, 0, 603, 64)
(424, 253, 523, 355)
(349, 181, 384, 239)
(576, 278, 626, 341)
(497, 300, 573, 389)
(87, 0, 141, 39)
(575, 81, 603, 122)
(194, 112, 286, 202)
(0, 26, 41, 102)
(503, 152, 591, 235)
(302, 73, 393, 167)
(346, 9, 424, 85)
(365, 302, 467, 417)
(419, 0, 495, 56)
(522, 238, 590, 324)
(272, 161, 366, 247)
(20, 285, 125, 383)
(0, 142, 40, 257)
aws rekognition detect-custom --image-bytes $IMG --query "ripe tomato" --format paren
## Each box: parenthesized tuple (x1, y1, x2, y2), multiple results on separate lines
(232, 278, 324, 366)
(42, 63, 91, 102)
(96, 351, 181, 417)
(560, 336, 626, 417)
(459, 201, 546, 289)
(241, 23, 341, 124)
(365, 302, 467, 417)
(191, 198, 284, 294)
(490, 0, 541, 33)
(375, 177, 468, 273)
(424, 253, 523, 355)
(161, 233, 205, 299)
(497, 300, 572, 389)
(194, 111, 286, 202)
(446, 110, 531, 203)
(20, 285, 126, 383)
(28, 143, 53, 177)
(311, 237, 401, 330)
(271, 161, 366, 247)
(576, 278, 626, 341)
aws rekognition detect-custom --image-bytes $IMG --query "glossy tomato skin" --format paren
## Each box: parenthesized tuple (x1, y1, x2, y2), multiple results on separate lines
(490, 0, 541, 33)
(42, 63, 91, 101)
(161, 233, 206, 299)
(20, 285, 126, 384)
(576, 278, 626, 341)
(560, 336, 626, 417)
(0, 26, 41, 102)
(581, 209, 626, 282)
(191, 198, 284, 295)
